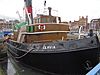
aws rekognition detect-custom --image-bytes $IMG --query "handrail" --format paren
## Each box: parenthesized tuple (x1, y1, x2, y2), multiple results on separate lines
(21, 31, 70, 35)
(86, 63, 100, 75)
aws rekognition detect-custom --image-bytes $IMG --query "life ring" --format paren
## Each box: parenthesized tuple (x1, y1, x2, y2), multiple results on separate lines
(38, 24, 46, 31)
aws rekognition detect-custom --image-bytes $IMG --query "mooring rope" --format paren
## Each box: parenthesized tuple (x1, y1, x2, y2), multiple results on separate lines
(7, 42, 34, 59)
(15, 48, 34, 59)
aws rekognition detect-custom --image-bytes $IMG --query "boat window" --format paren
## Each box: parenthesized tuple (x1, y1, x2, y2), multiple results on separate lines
(37, 18, 40, 23)
(41, 17, 47, 23)
(26, 26, 34, 32)
(34, 19, 37, 23)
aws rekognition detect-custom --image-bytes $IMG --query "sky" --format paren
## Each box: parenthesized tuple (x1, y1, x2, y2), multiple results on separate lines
(0, 0, 100, 22)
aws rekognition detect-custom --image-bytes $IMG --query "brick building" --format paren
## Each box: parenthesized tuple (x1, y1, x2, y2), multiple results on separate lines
(0, 19, 19, 31)
(69, 16, 88, 31)
(90, 18, 100, 31)
(0, 19, 9, 30)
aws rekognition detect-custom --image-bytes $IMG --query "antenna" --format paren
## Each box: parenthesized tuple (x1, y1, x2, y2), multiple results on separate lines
(44, 0, 46, 7)
(43, 0, 47, 14)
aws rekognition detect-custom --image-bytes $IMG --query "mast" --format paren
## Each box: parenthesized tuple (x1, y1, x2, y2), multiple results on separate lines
(24, 0, 33, 24)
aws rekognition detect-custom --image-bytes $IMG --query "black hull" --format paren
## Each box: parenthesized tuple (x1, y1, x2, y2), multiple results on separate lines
(8, 48, 99, 75)
(7, 36, 100, 74)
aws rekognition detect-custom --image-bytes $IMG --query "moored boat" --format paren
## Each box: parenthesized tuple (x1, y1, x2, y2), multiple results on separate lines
(7, 35, 100, 74)
(6, 0, 100, 74)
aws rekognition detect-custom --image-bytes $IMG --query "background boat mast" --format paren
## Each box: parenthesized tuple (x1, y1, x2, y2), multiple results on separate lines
(24, 0, 33, 24)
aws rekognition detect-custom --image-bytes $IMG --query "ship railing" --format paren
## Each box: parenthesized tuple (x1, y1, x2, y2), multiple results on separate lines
(86, 63, 100, 75)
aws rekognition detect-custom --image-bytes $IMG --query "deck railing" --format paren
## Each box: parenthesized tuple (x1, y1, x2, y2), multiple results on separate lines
(86, 63, 100, 75)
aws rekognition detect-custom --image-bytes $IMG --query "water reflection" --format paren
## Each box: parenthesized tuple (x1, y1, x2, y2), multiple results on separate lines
(7, 57, 50, 75)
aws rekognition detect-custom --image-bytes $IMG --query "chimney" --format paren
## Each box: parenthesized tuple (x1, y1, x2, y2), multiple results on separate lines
(48, 7, 52, 16)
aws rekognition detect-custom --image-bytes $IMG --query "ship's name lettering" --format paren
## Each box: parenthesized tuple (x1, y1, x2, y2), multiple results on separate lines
(43, 45, 56, 49)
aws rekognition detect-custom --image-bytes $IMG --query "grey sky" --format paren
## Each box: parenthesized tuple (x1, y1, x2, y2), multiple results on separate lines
(0, 0, 100, 22)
